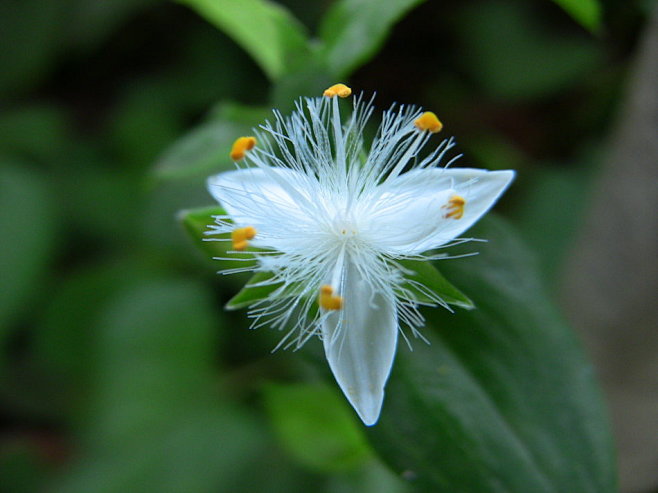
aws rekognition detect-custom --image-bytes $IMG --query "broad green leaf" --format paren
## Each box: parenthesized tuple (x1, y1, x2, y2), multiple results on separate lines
(367, 215, 616, 492)
(153, 103, 269, 181)
(398, 259, 474, 309)
(178, 0, 310, 80)
(551, 0, 602, 33)
(263, 382, 372, 472)
(318, 0, 426, 78)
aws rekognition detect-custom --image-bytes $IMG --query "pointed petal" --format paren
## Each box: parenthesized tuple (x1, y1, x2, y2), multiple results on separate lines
(207, 168, 322, 252)
(207, 168, 307, 223)
(368, 168, 515, 253)
(321, 258, 398, 426)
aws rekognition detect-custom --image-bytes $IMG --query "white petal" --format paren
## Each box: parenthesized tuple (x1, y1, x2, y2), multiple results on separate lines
(368, 168, 515, 253)
(207, 168, 307, 223)
(321, 258, 398, 426)
(207, 168, 325, 253)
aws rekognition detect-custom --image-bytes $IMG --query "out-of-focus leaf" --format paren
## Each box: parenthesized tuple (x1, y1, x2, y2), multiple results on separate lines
(263, 382, 372, 472)
(34, 258, 165, 387)
(318, 0, 426, 78)
(513, 161, 594, 287)
(551, 0, 602, 33)
(153, 103, 269, 181)
(178, 0, 310, 80)
(0, 440, 47, 493)
(51, 280, 269, 493)
(108, 82, 183, 170)
(457, 0, 602, 102)
(0, 0, 65, 96)
(67, 0, 161, 53)
(398, 259, 474, 310)
(367, 215, 616, 492)
(0, 105, 71, 161)
(327, 460, 411, 493)
(0, 163, 56, 360)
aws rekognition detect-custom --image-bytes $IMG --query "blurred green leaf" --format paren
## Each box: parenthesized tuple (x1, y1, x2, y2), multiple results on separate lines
(512, 161, 594, 287)
(0, 105, 71, 161)
(51, 279, 271, 493)
(457, 0, 602, 102)
(178, 0, 310, 80)
(399, 259, 474, 310)
(0, 163, 56, 359)
(0, 440, 47, 493)
(318, 0, 426, 78)
(367, 216, 616, 492)
(67, 0, 162, 53)
(34, 258, 166, 387)
(0, 0, 65, 96)
(551, 0, 602, 33)
(264, 382, 372, 473)
(153, 103, 269, 181)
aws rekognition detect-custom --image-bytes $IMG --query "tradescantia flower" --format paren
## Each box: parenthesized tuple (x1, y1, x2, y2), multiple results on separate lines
(206, 84, 514, 425)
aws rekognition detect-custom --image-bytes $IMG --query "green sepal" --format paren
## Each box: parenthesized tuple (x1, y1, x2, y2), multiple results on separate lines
(178, 205, 257, 272)
(398, 258, 475, 310)
(226, 271, 279, 310)
(226, 271, 307, 311)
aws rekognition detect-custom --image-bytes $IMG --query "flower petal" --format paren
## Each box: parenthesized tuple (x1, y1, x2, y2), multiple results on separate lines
(321, 258, 398, 426)
(368, 168, 515, 253)
(207, 168, 323, 253)
(207, 168, 306, 223)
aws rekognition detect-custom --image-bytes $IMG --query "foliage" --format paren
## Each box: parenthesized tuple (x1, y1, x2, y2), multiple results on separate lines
(1, 0, 645, 491)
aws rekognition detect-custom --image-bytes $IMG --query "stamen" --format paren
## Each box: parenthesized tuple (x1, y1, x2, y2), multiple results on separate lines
(442, 195, 466, 219)
(230, 136, 256, 161)
(318, 285, 343, 310)
(323, 83, 352, 98)
(231, 226, 257, 251)
(414, 111, 443, 133)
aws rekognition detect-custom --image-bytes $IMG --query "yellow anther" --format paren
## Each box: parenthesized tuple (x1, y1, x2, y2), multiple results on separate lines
(442, 195, 466, 220)
(231, 226, 257, 251)
(230, 136, 256, 161)
(319, 285, 343, 310)
(323, 83, 352, 98)
(414, 111, 443, 133)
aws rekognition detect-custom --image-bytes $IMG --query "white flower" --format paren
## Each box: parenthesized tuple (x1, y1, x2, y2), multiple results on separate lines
(206, 84, 514, 425)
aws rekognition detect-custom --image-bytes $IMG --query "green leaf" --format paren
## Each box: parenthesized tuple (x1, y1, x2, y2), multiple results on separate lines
(318, 0, 426, 78)
(551, 0, 602, 33)
(398, 259, 474, 310)
(50, 279, 269, 493)
(456, 0, 603, 102)
(178, 0, 310, 80)
(367, 215, 616, 492)
(153, 102, 270, 181)
(226, 271, 280, 310)
(0, 163, 57, 362)
(263, 382, 372, 472)
(178, 205, 260, 283)
(179, 205, 232, 255)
